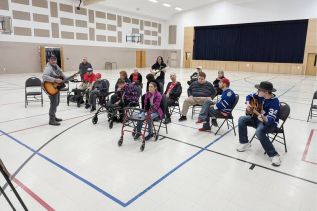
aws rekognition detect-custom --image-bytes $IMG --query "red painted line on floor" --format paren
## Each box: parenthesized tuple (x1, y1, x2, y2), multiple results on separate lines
(0, 113, 92, 136)
(301, 129, 317, 165)
(12, 177, 55, 211)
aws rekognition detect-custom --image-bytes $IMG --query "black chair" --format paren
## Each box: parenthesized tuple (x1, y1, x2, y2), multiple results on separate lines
(250, 102, 290, 153)
(215, 94, 239, 135)
(25, 77, 43, 108)
(169, 97, 181, 117)
(307, 91, 317, 122)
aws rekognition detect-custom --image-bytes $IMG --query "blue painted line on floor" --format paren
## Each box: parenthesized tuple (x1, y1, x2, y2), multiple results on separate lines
(0, 126, 235, 207)
(0, 129, 126, 207)
(124, 127, 236, 206)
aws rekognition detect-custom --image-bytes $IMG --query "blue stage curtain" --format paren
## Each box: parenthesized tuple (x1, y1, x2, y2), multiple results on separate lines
(193, 20, 308, 63)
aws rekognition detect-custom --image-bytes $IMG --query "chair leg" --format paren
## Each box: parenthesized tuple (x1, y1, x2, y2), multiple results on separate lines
(307, 107, 311, 122)
(231, 119, 236, 136)
(215, 119, 226, 135)
(283, 131, 287, 152)
(249, 133, 256, 143)
(226, 120, 230, 129)
(191, 107, 194, 119)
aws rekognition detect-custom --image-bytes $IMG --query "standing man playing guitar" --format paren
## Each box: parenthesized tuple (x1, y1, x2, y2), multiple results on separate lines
(151, 56, 167, 93)
(42, 54, 68, 126)
(237, 81, 281, 166)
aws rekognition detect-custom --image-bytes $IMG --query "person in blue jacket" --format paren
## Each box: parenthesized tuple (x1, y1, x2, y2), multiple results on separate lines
(197, 78, 236, 131)
(237, 81, 281, 167)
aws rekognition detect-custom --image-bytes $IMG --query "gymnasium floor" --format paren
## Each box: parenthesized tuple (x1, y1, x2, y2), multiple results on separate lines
(0, 68, 316, 211)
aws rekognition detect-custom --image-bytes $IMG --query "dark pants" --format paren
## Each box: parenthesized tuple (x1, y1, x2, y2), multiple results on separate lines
(165, 98, 176, 118)
(49, 93, 60, 121)
(238, 115, 278, 157)
(89, 90, 100, 108)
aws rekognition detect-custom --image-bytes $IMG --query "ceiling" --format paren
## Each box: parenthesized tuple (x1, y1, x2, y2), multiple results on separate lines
(88, 0, 224, 20)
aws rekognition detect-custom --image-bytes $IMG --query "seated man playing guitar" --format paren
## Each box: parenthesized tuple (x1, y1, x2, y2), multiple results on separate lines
(151, 56, 168, 93)
(42, 54, 68, 126)
(237, 81, 281, 167)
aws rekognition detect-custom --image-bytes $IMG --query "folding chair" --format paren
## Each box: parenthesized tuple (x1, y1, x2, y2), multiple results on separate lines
(169, 97, 181, 117)
(250, 102, 290, 153)
(307, 91, 317, 122)
(191, 104, 202, 119)
(215, 94, 239, 135)
(153, 94, 168, 137)
(25, 77, 43, 108)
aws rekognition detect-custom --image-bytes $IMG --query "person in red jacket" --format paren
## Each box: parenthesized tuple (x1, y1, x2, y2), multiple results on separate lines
(82, 68, 97, 107)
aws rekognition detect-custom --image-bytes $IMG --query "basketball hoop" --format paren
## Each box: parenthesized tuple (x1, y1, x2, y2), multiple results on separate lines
(126, 33, 143, 44)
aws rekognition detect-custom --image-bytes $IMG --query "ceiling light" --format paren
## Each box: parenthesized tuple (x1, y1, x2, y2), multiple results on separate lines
(175, 7, 183, 11)
(148, 0, 158, 3)
(163, 3, 171, 7)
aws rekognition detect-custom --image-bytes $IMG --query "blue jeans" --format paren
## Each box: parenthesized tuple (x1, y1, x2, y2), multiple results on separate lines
(198, 100, 213, 121)
(198, 100, 223, 128)
(238, 115, 278, 157)
(136, 112, 159, 135)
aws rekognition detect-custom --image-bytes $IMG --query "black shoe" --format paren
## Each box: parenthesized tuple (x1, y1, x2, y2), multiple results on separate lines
(145, 133, 154, 141)
(49, 121, 60, 126)
(55, 117, 63, 122)
(164, 117, 171, 124)
(178, 116, 187, 122)
(85, 104, 91, 109)
(212, 119, 218, 127)
(134, 133, 141, 140)
(90, 107, 96, 112)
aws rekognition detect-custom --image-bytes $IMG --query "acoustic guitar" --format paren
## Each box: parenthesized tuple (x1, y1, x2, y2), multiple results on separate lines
(43, 72, 79, 96)
(152, 66, 169, 79)
(246, 97, 263, 117)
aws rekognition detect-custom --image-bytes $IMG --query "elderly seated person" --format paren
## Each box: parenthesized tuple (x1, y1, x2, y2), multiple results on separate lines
(164, 73, 182, 124)
(109, 79, 140, 121)
(129, 69, 143, 87)
(187, 66, 203, 85)
(81, 68, 97, 107)
(213, 70, 225, 95)
(179, 72, 216, 121)
(85, 73, 109, 112)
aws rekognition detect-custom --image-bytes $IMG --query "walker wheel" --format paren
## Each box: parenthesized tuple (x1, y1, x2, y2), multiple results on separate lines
(92, 116, 98, 124)
(140, 143, 145, 152)
(118, 137, 123, 146)
(109, 120, 114, 129)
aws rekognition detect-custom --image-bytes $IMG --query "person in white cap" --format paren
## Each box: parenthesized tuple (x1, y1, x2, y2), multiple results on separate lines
(187, 66, 203, 85)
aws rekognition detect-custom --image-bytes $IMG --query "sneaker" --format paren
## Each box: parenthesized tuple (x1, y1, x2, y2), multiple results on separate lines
(236, 143, 251, 152)
(55, 117, 63, 122)
(195, 118, 204, 124)
(198, 126, 211, 132)
(145, 133, 154, 141)
(271, 155, 281, 167)
(178, 116, 187, 122)
(85, 104, 90, 109)
(90, 107, 96, 112)
(164, 117, 171, 124)
(211, 119, 218, 127)
(49, 120, 60, 126)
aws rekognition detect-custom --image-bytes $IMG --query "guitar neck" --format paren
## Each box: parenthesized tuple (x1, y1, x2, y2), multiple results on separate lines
(252, 109, 261, 116)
